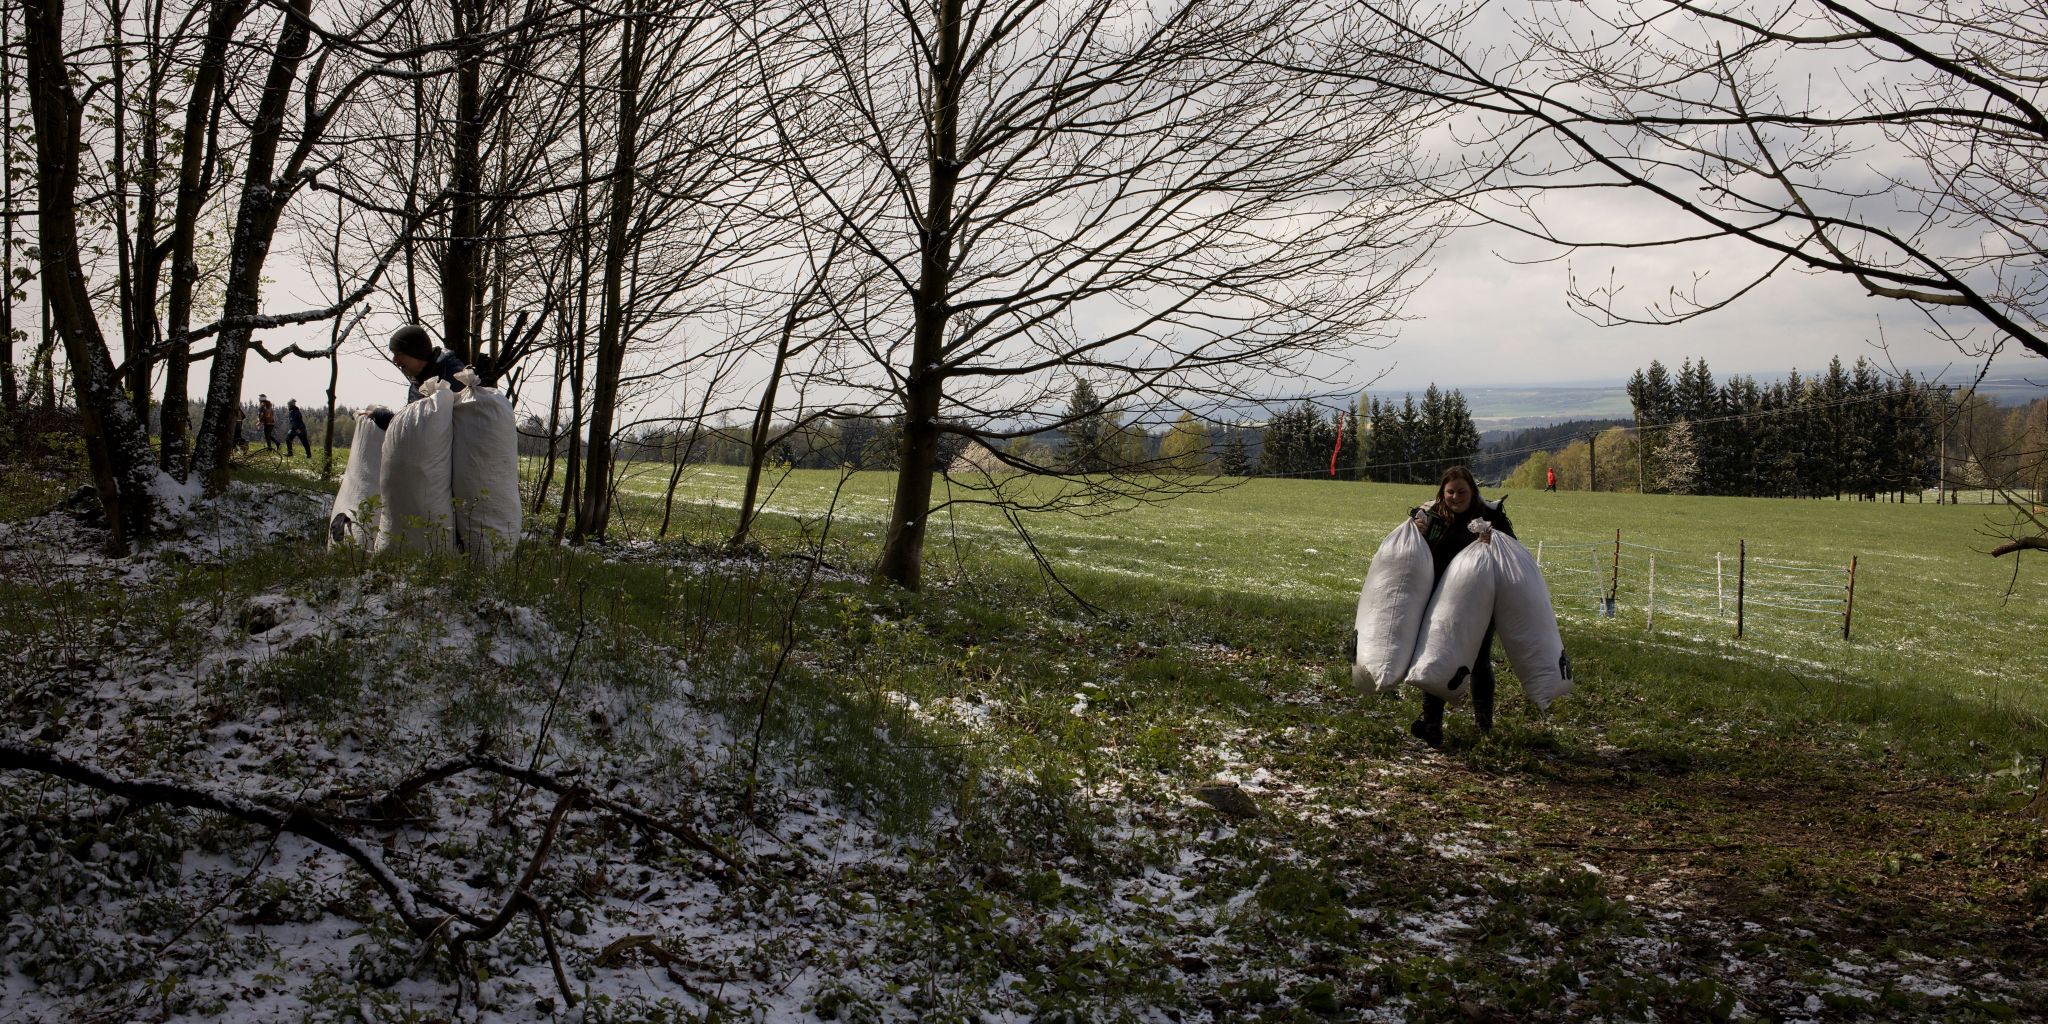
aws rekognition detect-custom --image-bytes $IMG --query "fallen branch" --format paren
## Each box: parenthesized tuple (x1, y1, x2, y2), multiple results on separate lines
(384, 753, 744, 879)
(0, 740, 458, 937)
(1532, 840, 1746, 855)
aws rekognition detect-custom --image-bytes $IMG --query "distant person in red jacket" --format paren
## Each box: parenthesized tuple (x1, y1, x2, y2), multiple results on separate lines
(1545, 465, 1557, 492)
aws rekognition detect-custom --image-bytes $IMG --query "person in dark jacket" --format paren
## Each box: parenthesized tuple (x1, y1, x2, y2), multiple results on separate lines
(1407, 465, 1515, 748)
(283, 399, 312, 457)
(371, 324, 467, 430)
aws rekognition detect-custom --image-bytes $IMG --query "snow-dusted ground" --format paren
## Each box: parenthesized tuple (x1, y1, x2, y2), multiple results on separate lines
(3, 487, 2041, 1022)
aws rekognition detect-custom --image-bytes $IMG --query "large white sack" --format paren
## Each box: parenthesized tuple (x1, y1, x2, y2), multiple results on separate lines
(450, 376, 521, 567)
(374, 380, 455, 555)
(1352, 521, 1433, 693)
(328, 412, 387, 550)
(1406, 539, 1498, 702)
(1490, 533, 1573, 710)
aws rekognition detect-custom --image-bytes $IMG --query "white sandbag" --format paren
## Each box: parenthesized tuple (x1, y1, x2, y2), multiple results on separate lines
(374, 380, 455, 555)
(1352, 521, 1433, 693)
(1406, 537, 1498, 702)
(450, 372, 521, 567)
(327, 411, 387, 550)
(1490, 533, 1573, 710)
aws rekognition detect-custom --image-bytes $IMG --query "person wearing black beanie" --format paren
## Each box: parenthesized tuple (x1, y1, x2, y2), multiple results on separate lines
(372, 325, 468, 429)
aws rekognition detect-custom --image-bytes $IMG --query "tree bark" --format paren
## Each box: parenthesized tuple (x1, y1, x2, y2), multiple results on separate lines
(188, 0, 315, 492)
(158, 0, 245, 474)
(573, 6, 647, 543)
(875, 0, 964, 590)
(20, 0, 161, 552)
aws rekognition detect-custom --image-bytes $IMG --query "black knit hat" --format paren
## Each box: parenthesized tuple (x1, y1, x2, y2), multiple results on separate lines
(388, 324, 435, 361)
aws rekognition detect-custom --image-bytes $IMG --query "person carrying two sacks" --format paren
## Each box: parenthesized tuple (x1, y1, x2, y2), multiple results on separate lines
(1405, 466, 1514, 748)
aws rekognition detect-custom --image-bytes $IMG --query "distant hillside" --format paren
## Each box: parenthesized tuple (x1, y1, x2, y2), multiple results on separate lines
(1475, 418, 1632, 482)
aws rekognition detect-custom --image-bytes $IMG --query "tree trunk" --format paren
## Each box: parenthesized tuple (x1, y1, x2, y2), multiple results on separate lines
(573, 8, 647, 543)
(188, 0, 314, 492)
(20, 0, 161, 552)
(442, 0, 484, 365)
(160, 0, 244, 474)
(0, 3, 17, 422)
(875, 0, 963, 590)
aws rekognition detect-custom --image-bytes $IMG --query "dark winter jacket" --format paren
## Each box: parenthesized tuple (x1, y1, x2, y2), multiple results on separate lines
(371, 349, 469, 430)
(1411, 495, 1516, 579)
(286, 403, 307, 431)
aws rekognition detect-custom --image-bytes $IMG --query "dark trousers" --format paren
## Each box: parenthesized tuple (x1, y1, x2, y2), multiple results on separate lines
(261, 423, 278, 450)
(1420, 623, 1498, 732)
(285, 425, 311, 458)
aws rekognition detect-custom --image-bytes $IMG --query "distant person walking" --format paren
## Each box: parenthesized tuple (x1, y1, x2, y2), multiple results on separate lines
(284, 399, 312, 458)
(1545, 465, 1557, 492)
(257, 395, 279, 451)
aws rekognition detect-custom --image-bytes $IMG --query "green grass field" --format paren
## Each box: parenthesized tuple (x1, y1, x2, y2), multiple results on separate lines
(585, 459, 2048, 731)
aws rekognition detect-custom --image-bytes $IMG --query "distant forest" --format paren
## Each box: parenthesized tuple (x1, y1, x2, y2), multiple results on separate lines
(1494, 356, 2047, 502)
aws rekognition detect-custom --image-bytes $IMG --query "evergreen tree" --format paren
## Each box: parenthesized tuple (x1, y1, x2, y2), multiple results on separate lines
(1060, 378, 1116, 472)
(1676, 359, 1720, 490)
(1653, 419, 1702, 494)
(1364, 397, 1401, 482)
(1419, 385, 1447, 480)
(1397, 395, 1424, 483)
(1443, 389, 1481, 475)
(1219, 429, 1253, 477)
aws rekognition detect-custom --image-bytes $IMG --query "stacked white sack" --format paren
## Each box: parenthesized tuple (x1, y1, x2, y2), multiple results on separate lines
(1352, 521, 1434, 693)
(1405, 532, 1498, 703)
(450, 371, 522, 567)
(328, 411, 387, 550)
(375, 379, 456, 555)
(1489, 533, 1573, 710)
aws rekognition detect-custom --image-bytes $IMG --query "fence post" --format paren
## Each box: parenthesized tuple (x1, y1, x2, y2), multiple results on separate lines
(1535, 540, 1544, 566)
(1716, 553, 1724, 613)
(1609, 529, 1622, 603)
(1843, 555, 1858, 641)
(1736, 540, 1746, 639)
(1647, 556, 1656, 633)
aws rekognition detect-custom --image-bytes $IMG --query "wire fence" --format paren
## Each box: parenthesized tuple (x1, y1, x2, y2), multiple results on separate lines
(1531, 533, 1857, 641)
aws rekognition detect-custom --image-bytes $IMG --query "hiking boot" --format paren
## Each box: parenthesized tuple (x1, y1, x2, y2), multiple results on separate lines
(1409, 716, 1443, 749)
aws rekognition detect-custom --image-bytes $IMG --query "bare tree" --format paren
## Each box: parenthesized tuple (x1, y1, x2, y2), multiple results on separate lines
(18, 0, 165, 551)
(773, 0, 1456, 588)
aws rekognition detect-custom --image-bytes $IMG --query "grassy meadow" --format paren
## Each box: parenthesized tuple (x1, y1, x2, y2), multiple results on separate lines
(593, 459, 2048, 736)
(5, 449, 2045, 1020)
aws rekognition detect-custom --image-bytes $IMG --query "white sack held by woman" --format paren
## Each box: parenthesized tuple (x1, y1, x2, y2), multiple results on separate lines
(1488, 533, 1573, 710)
(450, 371, 522, 567)
(1406, 536, 1498, 702)
(1352, 521, 1434, 693)
(328, 410, 387, 550)
(375, 379, 456, 555)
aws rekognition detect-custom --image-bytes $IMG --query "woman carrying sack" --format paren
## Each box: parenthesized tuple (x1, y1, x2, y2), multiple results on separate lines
(1406, 466, 1514, 748)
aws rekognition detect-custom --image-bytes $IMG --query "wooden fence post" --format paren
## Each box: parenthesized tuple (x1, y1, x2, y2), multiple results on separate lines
(1647, 556, 1656, 632)
(1843, 555, 1858, 641)
(1716, 552, 1724, 613)
(1609, 529, 1621, 604)
(1736, 540, 1746, 639)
